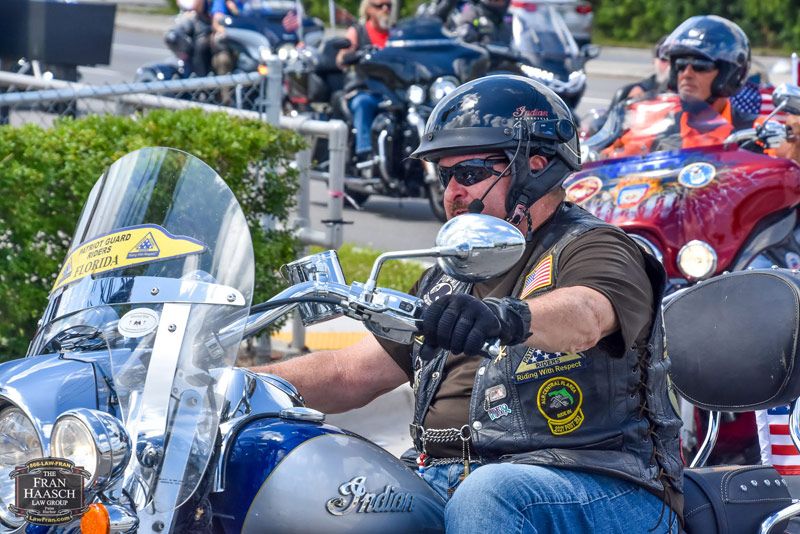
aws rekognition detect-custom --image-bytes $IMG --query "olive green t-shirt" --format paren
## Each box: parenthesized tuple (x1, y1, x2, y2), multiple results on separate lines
(377, 226, 655, 457)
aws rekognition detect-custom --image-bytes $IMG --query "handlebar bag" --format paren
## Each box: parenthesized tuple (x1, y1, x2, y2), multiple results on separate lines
(683, 465, 791, 534)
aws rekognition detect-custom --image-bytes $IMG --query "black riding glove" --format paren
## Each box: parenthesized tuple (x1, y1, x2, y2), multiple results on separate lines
(420, 293, 532, 358)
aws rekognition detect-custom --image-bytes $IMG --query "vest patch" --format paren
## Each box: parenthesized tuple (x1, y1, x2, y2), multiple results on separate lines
(514, 348, 586, 384)
(487, 403, 512, 421)
(424, 279, 456, 305)
(521, 255, 553, 298)
(537, 377, 584, 435)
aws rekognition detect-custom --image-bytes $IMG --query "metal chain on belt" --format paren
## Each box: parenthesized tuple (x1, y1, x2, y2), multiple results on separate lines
(417, 425, 474, 478)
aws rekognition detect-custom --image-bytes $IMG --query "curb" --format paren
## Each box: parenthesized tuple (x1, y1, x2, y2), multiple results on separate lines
(271, 331, 368, 351)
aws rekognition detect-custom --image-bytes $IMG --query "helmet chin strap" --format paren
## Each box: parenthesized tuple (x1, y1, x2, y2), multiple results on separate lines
(505, 157, 571, 226)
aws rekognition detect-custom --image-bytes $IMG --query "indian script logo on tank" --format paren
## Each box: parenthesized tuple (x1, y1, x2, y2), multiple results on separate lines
(537, 377, 584, 435)
(9, 458, 90, 525)
(326, 476, 415, 516)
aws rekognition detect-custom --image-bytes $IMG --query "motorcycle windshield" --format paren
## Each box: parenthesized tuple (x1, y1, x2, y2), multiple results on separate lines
(30, 147, 254, 512)
(592, 93, 738, 161)
(511, 5, 578, 60)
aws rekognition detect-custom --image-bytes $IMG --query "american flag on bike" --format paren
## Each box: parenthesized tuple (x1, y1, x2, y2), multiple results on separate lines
(281, 2, 304, 33)
(732, 81, 787, 123)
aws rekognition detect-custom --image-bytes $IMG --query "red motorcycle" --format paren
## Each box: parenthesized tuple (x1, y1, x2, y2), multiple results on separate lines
(565, 86, 800, 465)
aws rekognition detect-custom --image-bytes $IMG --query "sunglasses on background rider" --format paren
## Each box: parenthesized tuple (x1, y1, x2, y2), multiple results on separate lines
(371, 2, 392, 9)
(438, 156, 509, 188)
(674, 57, 718, 73)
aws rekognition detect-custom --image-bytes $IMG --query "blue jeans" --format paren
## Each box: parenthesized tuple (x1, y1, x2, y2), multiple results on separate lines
(349, 92, 380, 155)
(422, 462, 680, 534)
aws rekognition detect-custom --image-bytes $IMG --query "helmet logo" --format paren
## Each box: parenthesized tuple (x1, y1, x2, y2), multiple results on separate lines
(512, 106, 549, 120)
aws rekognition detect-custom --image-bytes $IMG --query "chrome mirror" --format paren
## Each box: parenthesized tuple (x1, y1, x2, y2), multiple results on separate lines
(435, 214, 525, 282)
(772, 84, 800, 115)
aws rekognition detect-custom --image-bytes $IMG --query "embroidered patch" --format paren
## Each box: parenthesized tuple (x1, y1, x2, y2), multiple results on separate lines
(537, 377, 584, 435)
(678, 163, 716, 189)
(565, 176, 603, 204)
(616, 183, 650, 209)
(485, 384, 507, 403)
(424, 279, 455, 305)
(521, 255, 553, 298)
(487, 403, 512, 421)
(514, 348, 586, 383)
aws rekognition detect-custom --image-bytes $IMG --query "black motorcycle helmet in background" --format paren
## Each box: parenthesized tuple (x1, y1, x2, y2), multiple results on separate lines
(662, 15, 751, 99)
(411, 75, 580, 225)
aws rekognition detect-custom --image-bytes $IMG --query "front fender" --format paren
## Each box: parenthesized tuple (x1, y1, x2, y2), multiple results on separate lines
(0, 353, 101, 454)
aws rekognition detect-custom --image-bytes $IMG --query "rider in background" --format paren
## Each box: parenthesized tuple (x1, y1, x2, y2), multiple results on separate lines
(431, 0, 512, 44)
(336, 0, 394, 166)
(625, 35, 670, 101)
(603, 15, 757, 158)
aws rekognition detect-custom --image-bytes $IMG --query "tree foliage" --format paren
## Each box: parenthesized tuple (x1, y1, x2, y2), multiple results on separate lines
(0, 109, 304, 361)
(591, 0, 800, 51)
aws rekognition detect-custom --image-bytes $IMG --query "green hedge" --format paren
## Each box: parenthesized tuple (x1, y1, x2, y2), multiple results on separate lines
(591, 0, 800, 51)
(0, 109, 305, 361)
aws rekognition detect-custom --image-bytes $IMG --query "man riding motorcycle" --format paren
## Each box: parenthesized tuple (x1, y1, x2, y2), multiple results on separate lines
(602, 15, 756, 159)
(253, 75, 683, 533)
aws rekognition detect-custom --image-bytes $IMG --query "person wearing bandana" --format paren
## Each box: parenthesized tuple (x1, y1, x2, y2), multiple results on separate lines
(254, 74, 683, 533)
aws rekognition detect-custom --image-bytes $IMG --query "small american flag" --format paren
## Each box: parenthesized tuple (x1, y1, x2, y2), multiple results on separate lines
(731, 82, 787, 123)
(521, 255, 553, 298)
(757, 405, 800, 475)
(282, 8, 300, 32)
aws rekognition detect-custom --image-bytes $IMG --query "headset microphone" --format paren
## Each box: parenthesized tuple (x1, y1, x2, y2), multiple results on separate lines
(467, 198, 484, 214)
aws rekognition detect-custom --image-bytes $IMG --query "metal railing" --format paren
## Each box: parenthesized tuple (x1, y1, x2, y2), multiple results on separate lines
(0, 62, 350, 357)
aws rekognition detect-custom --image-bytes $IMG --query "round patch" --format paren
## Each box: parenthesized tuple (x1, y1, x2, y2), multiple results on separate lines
(565, 176, 603, 204)
(786, 252, 800, 270)
(424, 281, 454, 305)
(537, 377, 584, 435)
(678, 163, 716, 189)
(118, 308, 160, 338)
(616, 183, 650, 209)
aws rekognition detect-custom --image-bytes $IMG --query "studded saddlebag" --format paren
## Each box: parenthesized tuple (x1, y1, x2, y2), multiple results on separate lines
(683, 465, 792, 534)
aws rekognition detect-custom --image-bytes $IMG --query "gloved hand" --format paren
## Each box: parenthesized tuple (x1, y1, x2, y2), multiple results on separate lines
(419, 293, 532, 357)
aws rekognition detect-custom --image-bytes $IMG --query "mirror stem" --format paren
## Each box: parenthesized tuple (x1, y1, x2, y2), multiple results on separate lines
(364, 245, 470, 293)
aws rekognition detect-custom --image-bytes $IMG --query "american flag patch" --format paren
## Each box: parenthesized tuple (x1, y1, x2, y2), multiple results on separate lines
(521, 255, 553, 298)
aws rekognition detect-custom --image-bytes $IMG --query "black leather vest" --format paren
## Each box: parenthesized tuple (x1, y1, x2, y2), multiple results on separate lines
(411, 203, 683, 495)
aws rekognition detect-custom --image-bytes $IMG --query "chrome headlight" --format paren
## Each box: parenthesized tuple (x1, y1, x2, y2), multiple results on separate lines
(51, 409, 130, 492)
(677, 240, 717, 280)
(0, 406, 43, 528)
(275, 43, 297, 62)
(407, 84, 425, 106)
(520, 64, 554, 82)
(429, 76, 459, 104)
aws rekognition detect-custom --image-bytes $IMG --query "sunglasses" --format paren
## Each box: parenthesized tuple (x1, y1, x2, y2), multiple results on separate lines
(438, 157, 508, 188)
(674, 57, 717, 73)
(371, 2, 392, 8)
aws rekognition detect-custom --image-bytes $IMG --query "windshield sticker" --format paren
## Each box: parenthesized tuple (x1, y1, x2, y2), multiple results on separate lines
(118, 308, 160, 338)
(678, 163, 716, 189)
(616, 183, 650, 209)
(565, 176, 603, 204)
(537, 377, 584, 435)
(52, 224, 207, 293)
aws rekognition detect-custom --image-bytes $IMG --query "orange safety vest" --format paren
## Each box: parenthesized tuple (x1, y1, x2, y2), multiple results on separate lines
(603, 98, 735, 158)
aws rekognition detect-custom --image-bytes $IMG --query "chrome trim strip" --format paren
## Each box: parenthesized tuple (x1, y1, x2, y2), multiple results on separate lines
(689, 410, 720, 468)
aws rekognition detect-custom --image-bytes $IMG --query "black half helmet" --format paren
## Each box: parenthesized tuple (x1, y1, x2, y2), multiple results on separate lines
(411, 75, 580, 219)
(663, 15, 751, 98)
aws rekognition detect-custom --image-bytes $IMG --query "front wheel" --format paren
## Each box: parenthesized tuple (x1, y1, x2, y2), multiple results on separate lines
(427, 182, 447, 222)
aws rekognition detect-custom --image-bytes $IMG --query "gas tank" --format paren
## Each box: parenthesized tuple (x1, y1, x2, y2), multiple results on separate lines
(211, 417, 445, 533)
(564, 145, 800, 277)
